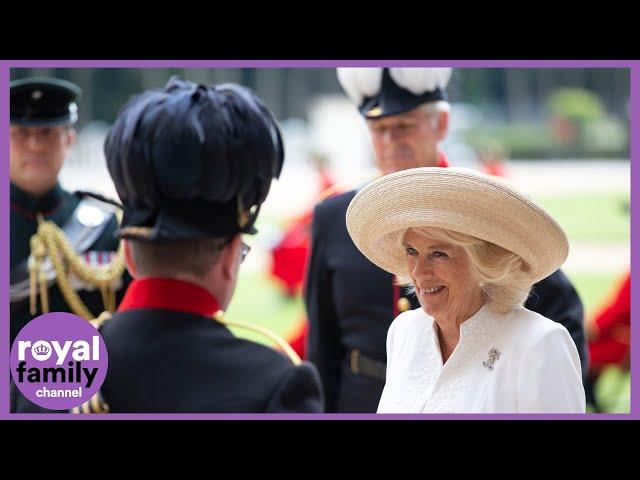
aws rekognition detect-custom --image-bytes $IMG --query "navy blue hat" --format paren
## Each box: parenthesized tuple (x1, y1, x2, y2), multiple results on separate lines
(104, 76, 284, 242)
(337, 67, 452, 119)
(10, 77, 82, 127)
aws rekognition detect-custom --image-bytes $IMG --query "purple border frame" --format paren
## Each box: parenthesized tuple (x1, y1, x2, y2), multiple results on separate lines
(1, 59, 636, 421)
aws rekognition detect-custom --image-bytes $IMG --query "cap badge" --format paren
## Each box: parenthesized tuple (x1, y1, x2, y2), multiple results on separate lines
(366, 106, 383, 118)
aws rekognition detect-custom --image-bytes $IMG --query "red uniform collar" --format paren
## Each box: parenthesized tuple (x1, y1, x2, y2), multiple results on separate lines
(118, 277, 220, 317)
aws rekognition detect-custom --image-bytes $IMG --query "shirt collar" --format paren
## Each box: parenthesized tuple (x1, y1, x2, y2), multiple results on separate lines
(10, 181, 65, 215)
(421, 302, 495, 340)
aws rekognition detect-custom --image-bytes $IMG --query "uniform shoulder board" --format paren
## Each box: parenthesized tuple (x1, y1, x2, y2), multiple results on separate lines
(73, 190, 122, 221)
(74, 190, 123, 210)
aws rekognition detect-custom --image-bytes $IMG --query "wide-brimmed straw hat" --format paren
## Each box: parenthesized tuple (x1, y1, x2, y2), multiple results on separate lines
(345, 167, 569, 284)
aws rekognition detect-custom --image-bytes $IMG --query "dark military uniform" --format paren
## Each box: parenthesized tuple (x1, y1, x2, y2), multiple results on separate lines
(9, 77, 130, 413)
(76, 76, 324, 413)
(99, 278, 322, 413)
(10, 182, 126, 343)
(305, 189, 587, 413)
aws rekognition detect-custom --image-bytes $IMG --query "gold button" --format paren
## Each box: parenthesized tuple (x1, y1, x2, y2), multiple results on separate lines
(397, 297, 411, 312)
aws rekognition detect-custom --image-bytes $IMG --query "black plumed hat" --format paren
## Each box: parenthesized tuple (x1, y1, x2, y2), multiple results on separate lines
(105, 76, 284, 242)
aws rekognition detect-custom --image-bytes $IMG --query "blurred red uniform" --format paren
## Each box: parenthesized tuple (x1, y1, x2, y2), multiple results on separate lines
(269, 210, 314, 298)
(269, 169, 336, 359)
(588, 272, 630, 372)
(477, 140, 508, 178)
(269, 170, 336, 298)
(482, 162, 508, 177)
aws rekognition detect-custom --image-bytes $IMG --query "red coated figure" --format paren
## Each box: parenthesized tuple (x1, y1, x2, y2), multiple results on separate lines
(269, 154, 337, 299)
(269, 210, 314, 298)
(588, 272, 630, 372)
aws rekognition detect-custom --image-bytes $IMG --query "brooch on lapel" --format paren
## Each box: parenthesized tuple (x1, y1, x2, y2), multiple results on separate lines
(482, 348, 501, 371)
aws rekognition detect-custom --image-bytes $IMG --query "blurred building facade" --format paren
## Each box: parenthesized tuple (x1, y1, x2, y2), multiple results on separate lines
(11, 68, 629, 125)
(11, 68, 630, 167)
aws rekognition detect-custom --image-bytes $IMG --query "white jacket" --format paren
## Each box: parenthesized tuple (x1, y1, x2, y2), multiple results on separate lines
(377, 303, 586, 413)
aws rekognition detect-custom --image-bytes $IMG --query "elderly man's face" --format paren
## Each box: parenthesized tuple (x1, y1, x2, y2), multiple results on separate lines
(10, 125, 75, 197)
(403, 228, 484, 322)
(367, 105, 448, 175)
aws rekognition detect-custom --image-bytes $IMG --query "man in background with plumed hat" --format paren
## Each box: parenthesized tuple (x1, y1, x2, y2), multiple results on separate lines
(304, 67, 587, 412)
(10, 77, 128, 413)
(90, 77, 323, 413)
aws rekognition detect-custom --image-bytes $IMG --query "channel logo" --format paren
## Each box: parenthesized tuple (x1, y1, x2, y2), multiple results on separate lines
(10, 312, 108, 411)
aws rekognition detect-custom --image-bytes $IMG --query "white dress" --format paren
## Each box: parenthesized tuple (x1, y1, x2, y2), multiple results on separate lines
(377, 303, 586, 413)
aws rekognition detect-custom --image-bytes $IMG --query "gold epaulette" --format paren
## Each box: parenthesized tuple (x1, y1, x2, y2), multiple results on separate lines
(213, 310, 302, 365)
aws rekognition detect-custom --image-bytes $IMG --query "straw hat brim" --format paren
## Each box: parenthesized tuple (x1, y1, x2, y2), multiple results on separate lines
(345, 167, 569, 284)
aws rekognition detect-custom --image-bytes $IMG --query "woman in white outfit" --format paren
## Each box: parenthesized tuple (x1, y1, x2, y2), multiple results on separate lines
(346, 167, 585, 413)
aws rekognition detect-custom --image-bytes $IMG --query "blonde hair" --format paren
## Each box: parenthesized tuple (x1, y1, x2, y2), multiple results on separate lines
(398, 227, 532, 315)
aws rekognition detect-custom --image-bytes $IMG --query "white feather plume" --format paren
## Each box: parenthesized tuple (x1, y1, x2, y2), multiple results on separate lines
(336, 68, 383, 106)
(388, 68, 452, 95)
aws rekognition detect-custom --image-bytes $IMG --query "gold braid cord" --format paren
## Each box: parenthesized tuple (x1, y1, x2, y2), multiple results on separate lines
(69, 390, 111, 414)
(70, 311, 112, 414)
(213, 310, 302, 366)
(29, 216, 125, 320)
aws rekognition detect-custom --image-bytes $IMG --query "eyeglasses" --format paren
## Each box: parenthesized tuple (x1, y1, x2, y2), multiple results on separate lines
(216, 237, 251, 264)
(240, 241, 251, 263)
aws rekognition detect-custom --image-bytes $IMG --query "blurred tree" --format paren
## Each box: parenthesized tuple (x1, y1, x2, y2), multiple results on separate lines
(547, 87, 605, 123)
(546, 87, 606, 150)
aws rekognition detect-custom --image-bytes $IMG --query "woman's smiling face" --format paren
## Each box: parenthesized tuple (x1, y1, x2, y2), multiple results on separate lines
(403, 228, 484, 321)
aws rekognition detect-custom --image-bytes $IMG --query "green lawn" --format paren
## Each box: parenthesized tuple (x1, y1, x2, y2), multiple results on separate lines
(567, 271, 621, 316)
(536, 192, 629, 243)
(225, 271, 304, 346)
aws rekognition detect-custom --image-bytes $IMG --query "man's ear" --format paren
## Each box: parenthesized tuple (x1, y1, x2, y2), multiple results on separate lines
(123, 239, 137, 278)
(66, 127, 77, 148)
(219, 234, 242, 282)
(436, 110, 449, 142)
